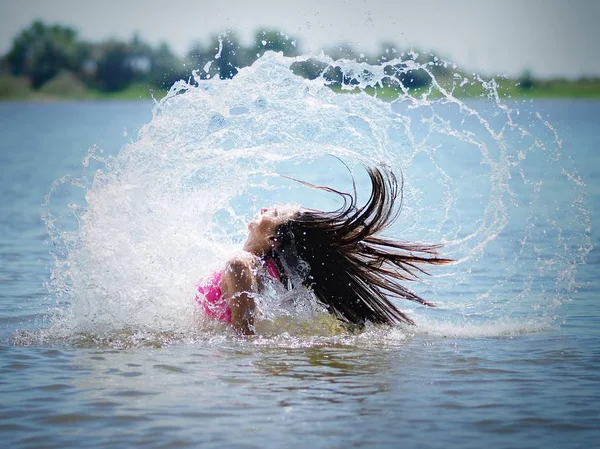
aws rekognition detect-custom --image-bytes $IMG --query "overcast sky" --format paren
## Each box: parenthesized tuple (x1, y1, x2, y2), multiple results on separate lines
(1, 0, 598, 78)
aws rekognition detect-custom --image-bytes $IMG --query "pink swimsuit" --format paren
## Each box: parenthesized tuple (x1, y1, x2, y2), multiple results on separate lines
(195, 258, 281, 323)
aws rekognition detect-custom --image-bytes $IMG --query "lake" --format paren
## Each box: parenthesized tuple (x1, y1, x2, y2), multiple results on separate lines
(1, 56, 599, 448)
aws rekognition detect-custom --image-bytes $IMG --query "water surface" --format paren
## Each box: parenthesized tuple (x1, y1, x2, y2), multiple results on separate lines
(1, 58, 599, 448)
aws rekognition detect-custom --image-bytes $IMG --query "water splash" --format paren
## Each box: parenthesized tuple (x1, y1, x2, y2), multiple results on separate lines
(39, 51, 590, 346)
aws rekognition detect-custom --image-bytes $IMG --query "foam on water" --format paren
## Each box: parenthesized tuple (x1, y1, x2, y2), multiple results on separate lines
(38, 51, 590, 347)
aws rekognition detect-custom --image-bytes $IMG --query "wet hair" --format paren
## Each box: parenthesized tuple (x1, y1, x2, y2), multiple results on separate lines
(270, 165, 452, 327)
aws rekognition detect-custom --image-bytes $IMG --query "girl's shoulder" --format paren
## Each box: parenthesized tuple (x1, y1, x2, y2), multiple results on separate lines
(227, 250, 261, 266)
(223, 251, 264, 275)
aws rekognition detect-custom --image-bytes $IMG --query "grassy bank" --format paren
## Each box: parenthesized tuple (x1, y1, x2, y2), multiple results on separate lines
(351, 76, 600, 101)
(0, 74, 168, 102)
(2, 73, 600, 102)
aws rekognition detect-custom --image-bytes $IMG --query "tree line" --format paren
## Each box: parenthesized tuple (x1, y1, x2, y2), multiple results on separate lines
(1, 21, 452, 95)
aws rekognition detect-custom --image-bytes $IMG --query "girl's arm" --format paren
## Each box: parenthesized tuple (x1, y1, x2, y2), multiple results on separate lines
(220, 253, 258, 335)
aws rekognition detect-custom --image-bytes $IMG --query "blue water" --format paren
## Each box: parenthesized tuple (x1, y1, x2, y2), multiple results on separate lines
(1, 59, 599, 448)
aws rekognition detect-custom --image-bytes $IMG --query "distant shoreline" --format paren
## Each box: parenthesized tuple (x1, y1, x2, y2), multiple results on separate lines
(2, 76, 600, 102)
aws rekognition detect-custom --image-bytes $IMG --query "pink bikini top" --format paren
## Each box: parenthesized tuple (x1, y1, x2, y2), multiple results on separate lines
(195, 258, 280, 324)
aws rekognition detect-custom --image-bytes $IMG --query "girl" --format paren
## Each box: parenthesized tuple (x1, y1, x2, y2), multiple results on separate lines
(196, 165, 451, 334)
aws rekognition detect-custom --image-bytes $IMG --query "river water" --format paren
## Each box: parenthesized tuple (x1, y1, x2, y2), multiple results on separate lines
(1, 54, 599, 448)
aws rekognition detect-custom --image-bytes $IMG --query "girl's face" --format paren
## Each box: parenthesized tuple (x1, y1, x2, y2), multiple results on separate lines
(248, 208, 282, 237)
(245, 206, 297, 253)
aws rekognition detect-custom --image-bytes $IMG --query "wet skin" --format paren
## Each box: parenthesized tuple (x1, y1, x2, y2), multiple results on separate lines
(220, 206, 297, 335)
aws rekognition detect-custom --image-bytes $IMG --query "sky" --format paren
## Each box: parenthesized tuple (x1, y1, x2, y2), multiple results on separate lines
(1, 0, 599, 78)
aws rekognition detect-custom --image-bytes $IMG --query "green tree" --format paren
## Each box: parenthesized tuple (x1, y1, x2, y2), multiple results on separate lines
(320, 43, 363, 87)
(188, 31, 244, 80)
(254, 30, 299, 58)
(290, 58, 328, 80)
(6, 21, 83, 88)
(186, 41, 210, 79)
(213, 32, 243, 79)
(148, 42, 186, 89)
(378, 48, 433, 90)
(518, 69, 536, 90)
(95, 40, 135, 91)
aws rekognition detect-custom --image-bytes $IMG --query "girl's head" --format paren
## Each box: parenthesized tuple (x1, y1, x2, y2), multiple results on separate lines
(244, 205, 299, 255)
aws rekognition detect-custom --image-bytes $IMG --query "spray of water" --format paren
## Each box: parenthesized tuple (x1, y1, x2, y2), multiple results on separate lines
(38, 50, 590, 347)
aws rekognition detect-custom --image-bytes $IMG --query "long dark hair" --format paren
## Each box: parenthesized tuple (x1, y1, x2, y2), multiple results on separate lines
(271, 165, 452, 326)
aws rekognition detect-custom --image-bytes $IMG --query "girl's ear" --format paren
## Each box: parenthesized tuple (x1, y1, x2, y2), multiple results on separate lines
(268, 235, 282, 248)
